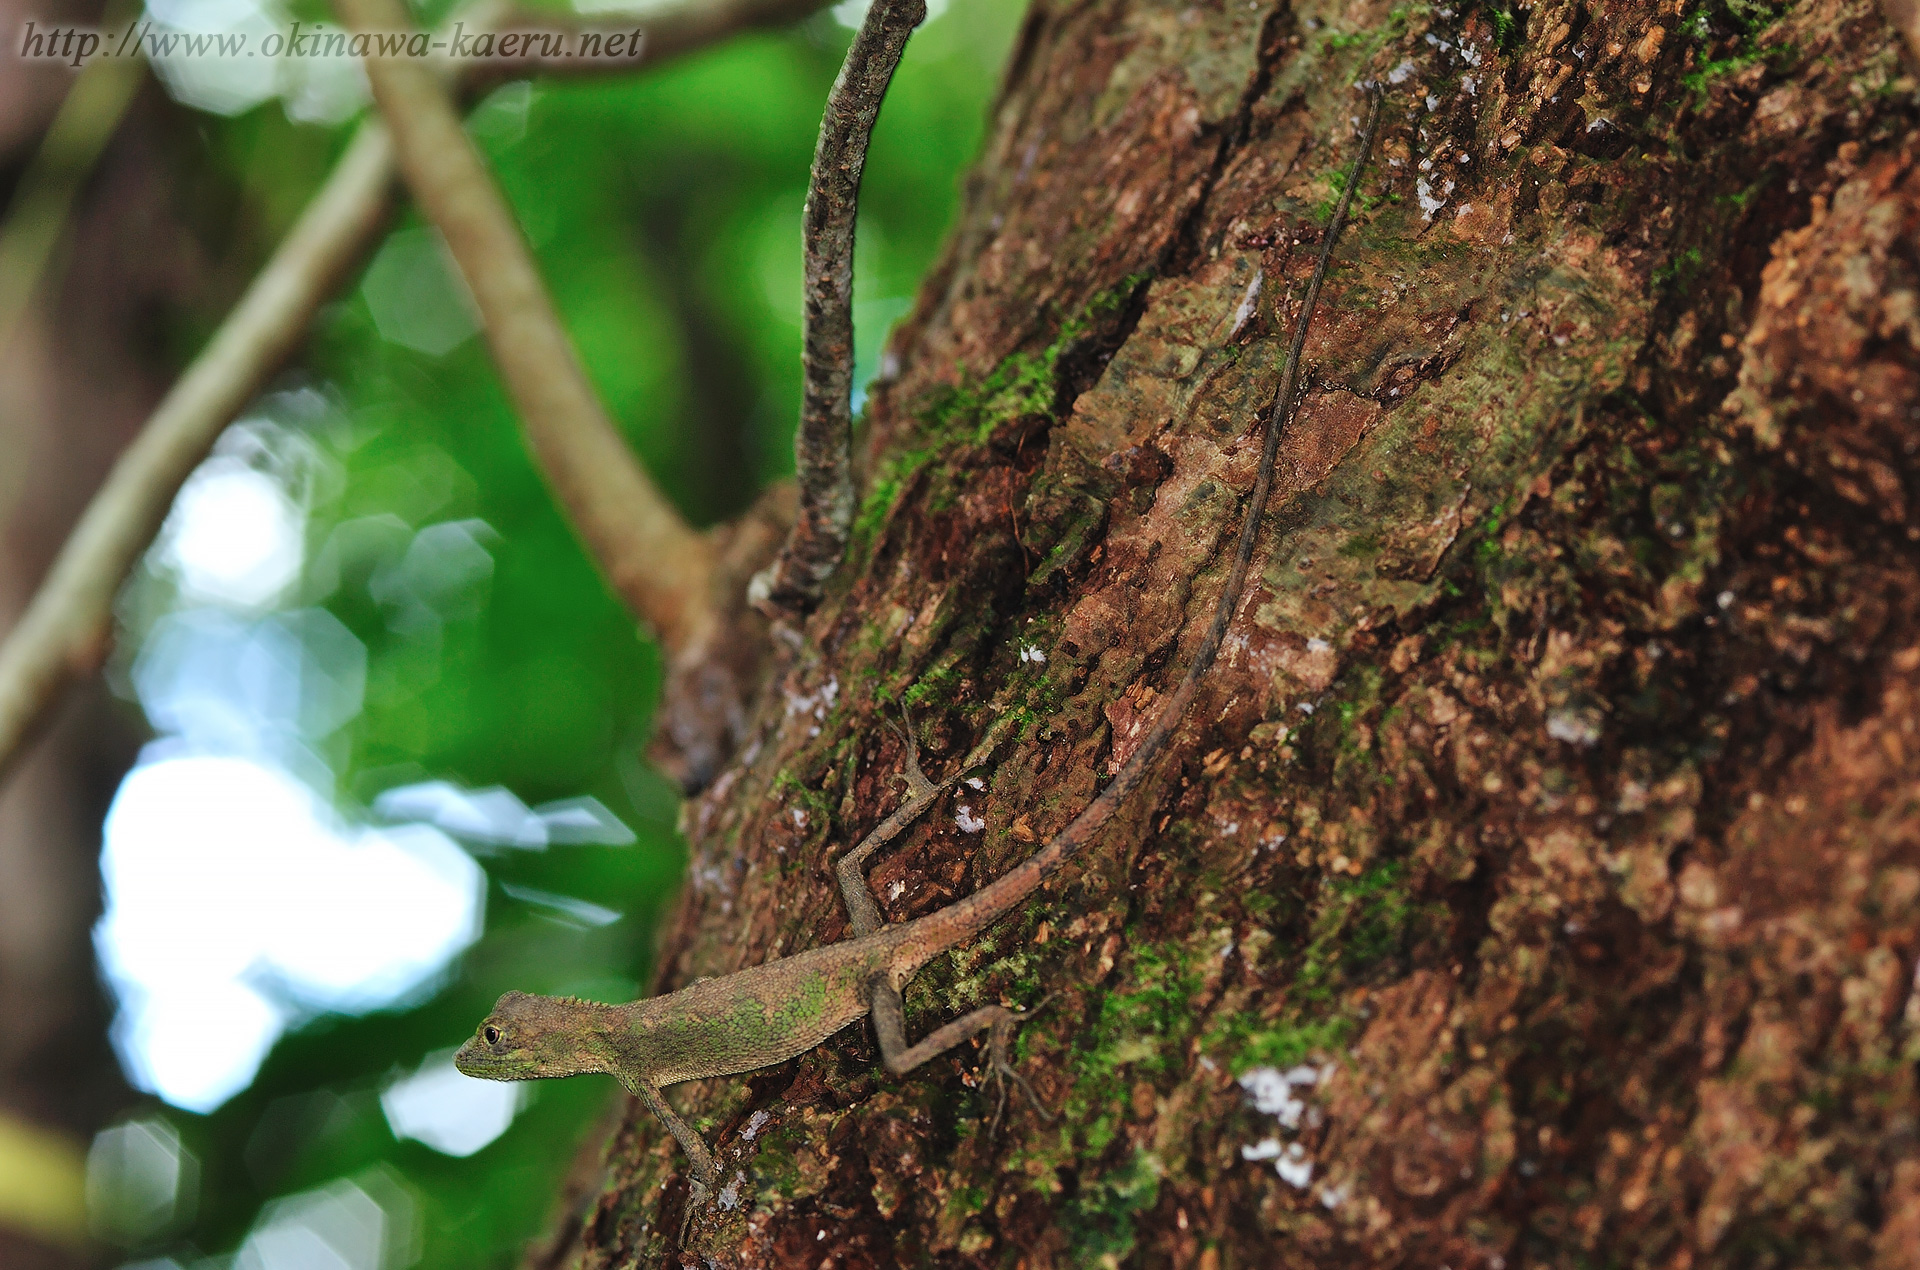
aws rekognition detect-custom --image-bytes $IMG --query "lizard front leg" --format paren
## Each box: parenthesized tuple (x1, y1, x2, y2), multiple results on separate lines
(834, 718, 945, 937)
(622, 1074, 718, 1199)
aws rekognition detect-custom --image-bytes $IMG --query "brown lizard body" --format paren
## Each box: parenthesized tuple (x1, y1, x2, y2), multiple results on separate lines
(455, 92, 1383, 1196)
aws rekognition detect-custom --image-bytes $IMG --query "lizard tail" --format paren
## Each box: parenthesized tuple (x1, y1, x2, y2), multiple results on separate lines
(898, 88, 1385, 972)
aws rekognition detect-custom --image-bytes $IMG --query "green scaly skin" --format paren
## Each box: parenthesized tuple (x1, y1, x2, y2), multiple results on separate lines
(458, 924, 920, 1093)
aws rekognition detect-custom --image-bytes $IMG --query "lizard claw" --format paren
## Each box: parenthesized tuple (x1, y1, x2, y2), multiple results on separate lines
(883, 699, 918, 750)
(679, 1178, 708, 1245)
(1009, 991, 1059, 1023)
(988, 1058, 1049, 1135)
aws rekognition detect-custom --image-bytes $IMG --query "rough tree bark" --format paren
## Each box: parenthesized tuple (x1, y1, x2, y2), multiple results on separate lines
(534, 0, 1920, 1264)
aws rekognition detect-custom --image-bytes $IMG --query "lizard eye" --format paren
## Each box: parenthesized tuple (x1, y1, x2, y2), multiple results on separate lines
(483, 1026, 501, 1046)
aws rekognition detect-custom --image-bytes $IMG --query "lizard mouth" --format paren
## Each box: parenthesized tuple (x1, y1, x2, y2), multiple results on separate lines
(453, 1037, 502, 1078)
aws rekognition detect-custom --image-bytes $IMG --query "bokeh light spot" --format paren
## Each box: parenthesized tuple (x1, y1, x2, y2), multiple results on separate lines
(157, 458, 304, 610)
(361, 229, 480, 357)
(86, 1116, 199, 1247)
(97, 758, 486, 1113)
(380, 1051, 524, 1158)
(144, 0, 283, 116)
(234, 1172, 416, 1270)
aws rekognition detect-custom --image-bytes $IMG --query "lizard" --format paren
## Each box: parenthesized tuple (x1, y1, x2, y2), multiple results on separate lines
(453, 89, 1385, 1201)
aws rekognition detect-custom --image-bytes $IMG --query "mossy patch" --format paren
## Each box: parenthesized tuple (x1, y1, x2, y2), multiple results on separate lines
(1060, 1148, 1163, 1267)
(854, 277, 1150, 552)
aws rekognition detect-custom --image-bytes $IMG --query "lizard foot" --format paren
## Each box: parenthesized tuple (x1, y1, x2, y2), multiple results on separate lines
(985, 995, 1058, 1134)
(678, 1178, 708, 1245)
(885, 703, 937, 802)
(987, 1056, 1048, 1136)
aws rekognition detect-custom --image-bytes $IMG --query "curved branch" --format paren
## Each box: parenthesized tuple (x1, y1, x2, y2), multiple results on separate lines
(749, 0, 925, 616)
(334, 0, 717, 651)
(0, 0, 832, 789)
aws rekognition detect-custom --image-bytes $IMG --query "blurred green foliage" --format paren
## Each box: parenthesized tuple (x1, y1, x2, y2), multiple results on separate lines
(109, 3, 1022, 1266)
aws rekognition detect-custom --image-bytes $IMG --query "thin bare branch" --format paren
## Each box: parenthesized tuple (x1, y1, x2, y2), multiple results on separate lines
(0, 122, 394, 789)
(0, 0, 832, 790)
(749, 0, 925, 616)
(335, 0, 716, 650)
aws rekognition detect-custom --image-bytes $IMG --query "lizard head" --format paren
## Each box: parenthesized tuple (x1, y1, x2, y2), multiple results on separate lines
(455, 990, 609, 1081)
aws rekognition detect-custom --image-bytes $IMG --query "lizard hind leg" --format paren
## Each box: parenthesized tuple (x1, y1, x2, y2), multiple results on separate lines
(868, 980, 1051, 1129)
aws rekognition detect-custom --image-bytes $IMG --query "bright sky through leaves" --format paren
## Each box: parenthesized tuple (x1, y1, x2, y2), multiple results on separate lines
(97, 757, 487, 1113)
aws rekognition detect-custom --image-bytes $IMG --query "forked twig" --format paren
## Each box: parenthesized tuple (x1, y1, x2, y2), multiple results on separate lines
(749, 0, 926, 616)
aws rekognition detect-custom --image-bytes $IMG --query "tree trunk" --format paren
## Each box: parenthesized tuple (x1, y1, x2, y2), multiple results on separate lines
(540, 0, 1920, 1264)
